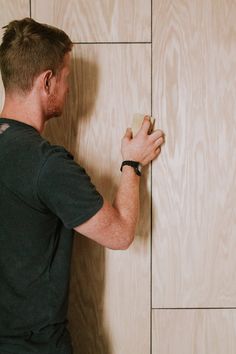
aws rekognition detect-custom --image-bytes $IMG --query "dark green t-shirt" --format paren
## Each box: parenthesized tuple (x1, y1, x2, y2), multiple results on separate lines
(0, 118, 104, 353)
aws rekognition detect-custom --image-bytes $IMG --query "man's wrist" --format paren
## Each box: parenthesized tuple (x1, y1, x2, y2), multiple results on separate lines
(121, 165, 140, 179)
(120, 160, 142, 176)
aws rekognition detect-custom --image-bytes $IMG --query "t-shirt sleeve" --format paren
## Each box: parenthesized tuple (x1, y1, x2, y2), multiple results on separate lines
(37, 147, 104, 229)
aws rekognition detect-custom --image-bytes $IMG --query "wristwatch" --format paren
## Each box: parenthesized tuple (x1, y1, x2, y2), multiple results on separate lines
(120, 160, 142, 176)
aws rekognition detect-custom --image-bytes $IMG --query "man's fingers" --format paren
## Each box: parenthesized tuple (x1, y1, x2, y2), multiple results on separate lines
(139, 116, 151, 135)
(155, 147, 161, 157)
(149, 147, 161, 162)
(154, 136, 165, 149)
(124, 127, 133, 140)
(149, 129, 165, 141)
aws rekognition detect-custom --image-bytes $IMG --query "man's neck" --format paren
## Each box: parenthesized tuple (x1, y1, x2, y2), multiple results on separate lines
(0, 92, 45, 133)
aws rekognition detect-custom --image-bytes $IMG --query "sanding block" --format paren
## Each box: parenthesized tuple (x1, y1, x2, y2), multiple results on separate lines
(132, 113, 155, 136)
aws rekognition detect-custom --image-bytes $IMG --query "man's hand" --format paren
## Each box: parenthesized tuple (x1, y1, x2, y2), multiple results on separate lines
(121, 115, 165, 166)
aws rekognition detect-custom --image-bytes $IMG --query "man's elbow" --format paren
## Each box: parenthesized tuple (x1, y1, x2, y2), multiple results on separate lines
(125, 232, 135, 249)
(107, 216, 136, 250)
(113, 232, 135, 251)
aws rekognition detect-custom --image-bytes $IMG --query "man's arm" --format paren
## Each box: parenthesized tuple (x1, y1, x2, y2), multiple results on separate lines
(74, 116, 164, 250)
(74, 166, 140, 250)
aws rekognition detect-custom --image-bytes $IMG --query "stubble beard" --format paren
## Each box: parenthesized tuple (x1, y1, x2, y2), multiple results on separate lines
(46, 92, 63, 120)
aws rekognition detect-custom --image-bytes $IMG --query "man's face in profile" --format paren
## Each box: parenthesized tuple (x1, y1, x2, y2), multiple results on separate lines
(47, 52, 71, 119)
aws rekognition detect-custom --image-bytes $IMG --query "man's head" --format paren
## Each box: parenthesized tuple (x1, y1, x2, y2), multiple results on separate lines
(0, 17, 73, 119)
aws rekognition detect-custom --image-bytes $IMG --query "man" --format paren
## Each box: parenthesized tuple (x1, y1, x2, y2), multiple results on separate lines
(0, 18, 164, 354)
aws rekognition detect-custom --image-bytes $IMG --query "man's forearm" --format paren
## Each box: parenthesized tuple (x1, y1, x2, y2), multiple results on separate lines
(112, 165, 141, 243)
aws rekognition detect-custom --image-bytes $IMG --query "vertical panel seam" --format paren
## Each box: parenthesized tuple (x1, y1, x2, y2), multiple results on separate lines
(150, 0, 153, 354)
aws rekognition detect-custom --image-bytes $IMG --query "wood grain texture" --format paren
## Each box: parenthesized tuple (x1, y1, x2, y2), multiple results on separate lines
(31, 0, 151, 42)
(0, 0, 29, 110)
(43, 44, 151, 354)
(152, 0, 236, 307)
(152, 309, 236, 354)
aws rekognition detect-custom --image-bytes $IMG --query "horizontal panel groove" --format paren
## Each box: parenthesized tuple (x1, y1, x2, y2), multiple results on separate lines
(72, 41, 152, 44)
(152, 307, 236, 310)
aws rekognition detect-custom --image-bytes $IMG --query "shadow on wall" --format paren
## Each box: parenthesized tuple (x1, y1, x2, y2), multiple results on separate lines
(43, 56, 112, 354)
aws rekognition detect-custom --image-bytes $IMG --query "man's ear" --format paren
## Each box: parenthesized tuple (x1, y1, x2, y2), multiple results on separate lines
(43, 70, 53, 94)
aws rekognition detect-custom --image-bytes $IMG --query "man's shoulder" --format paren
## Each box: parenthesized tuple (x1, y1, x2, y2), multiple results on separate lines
(0, 118, 71, 162)
(38, 139, 73, 167)
(13, 128, 73, 165)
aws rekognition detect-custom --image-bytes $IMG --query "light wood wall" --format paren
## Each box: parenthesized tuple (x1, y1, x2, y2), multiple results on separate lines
(152, 0, 236, 309)
(48, 44, 152, 354)
(1, 1, 236, 354)
(153, 309, 236, 354)
(31, 0, 151, 42)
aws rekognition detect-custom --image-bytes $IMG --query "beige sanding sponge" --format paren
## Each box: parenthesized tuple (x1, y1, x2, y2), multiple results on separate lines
(132, 113, 155, 136)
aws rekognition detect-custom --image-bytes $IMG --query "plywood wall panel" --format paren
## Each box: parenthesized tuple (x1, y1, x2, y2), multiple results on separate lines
(152, 0, 236, 308)
(152, 309, 236, 354)
(43, 43, 151, 354)
(31, 0, 151, 42)
(0, 0, 29, 110)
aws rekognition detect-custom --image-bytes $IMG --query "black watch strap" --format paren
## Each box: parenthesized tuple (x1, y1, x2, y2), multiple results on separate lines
(120, 160, 142, 176)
